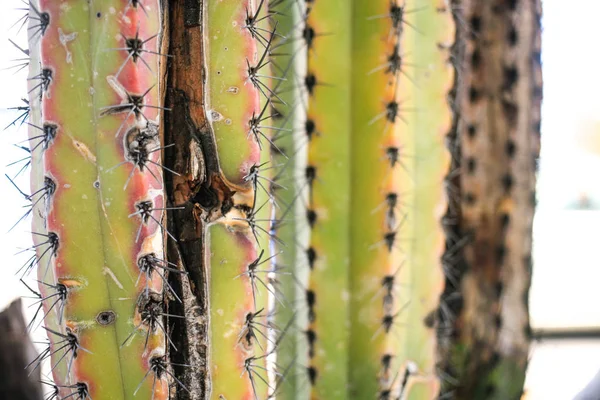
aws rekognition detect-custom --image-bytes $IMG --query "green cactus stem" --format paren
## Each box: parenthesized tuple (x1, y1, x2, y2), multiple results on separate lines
(267, 0, 302, 397)
(161, 2, 214, 397)
(295, 0, 352, 397)
(164, 0, 277, 398)
(349, 1, 454, 398)
(205, 0, 274, 397)
(436, 1, 542, 399)
(206, 0, 262, 185)
(30, 1, 169, 399)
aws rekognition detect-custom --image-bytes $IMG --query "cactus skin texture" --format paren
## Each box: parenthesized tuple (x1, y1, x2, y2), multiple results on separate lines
(16, 0, 541, 398)
(29, 1, 168, 399)
(437, 1, 542, 399)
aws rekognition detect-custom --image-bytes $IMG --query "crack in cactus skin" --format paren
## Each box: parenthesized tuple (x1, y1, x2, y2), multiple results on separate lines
(162, 2, 217, 397)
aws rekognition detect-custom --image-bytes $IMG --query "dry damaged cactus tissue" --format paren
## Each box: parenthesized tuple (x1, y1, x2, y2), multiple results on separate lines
(4, 0, 541, 399)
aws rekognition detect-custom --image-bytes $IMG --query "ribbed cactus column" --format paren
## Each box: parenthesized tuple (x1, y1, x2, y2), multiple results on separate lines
(350, 1, 454, 398)
(299, 0, 352, 397)
(437, 0, 542, 398)
(28, 2, 70, 390)
(205, 0, 273, 398)
(30, 1, 167, 399)
(268, 0, 302, 398)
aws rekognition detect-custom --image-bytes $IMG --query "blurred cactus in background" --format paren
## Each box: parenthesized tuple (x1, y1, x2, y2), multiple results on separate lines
(6, 0, 541, 399)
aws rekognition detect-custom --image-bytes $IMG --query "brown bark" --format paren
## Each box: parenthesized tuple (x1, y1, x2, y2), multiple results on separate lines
(0, 299, 43, 400)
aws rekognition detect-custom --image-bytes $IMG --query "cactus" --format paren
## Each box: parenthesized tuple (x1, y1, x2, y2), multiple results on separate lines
(9, 0, 541, 399)
(436, 1, 543, 398)
(26, 1, 168, 399)
(296, 0, 352, 397)
(349, 2, 454, 398)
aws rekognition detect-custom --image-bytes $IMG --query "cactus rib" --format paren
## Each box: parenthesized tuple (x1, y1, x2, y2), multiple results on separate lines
(298, 0, 352, 397)
(349, 1, 455, 398)
(29, 1, 168, 398)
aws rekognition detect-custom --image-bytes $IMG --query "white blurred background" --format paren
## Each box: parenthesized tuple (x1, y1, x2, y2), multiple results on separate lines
(0, 1, 599, 399)
(525, 1, 600, 399)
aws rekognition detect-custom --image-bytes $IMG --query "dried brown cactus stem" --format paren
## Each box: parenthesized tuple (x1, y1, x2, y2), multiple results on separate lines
(438, 1, 542, 398)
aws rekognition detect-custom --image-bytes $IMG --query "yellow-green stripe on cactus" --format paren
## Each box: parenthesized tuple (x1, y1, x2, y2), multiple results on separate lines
(28, 1, 169, 398)
(350, 1, 454, 398)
